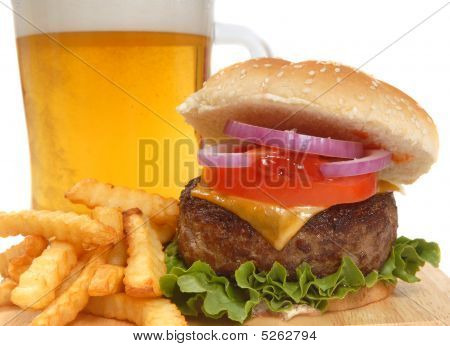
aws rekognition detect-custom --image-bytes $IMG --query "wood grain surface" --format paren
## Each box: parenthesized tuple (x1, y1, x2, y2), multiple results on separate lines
(1, 265, 448, 326)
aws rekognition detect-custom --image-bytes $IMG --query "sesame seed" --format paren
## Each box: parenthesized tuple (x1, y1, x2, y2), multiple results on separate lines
(293, 64, 303, 69)
(336, 77, 342, 83)
(264, 77, 270, 84)
(335, 67, 341, 73)
(395, 105, 402, 111)
(370, 105, 376, 110)
(319, 67, 327, 73)
(308, 70, 316, 76)
(276, 71, 284, 77)
(338, 98, 344, 105)
(304, 78, 313, 85)
(302, 87, 311, 93)
(357, 95, 365, 101)
(352, 106, 358, 114)
(264, 63, 272, 67)
(253, 64, 259, 68)
(370, 86, 376, 90)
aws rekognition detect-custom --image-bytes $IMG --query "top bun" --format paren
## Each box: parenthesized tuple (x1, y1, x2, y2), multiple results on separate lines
(177, 58, 438, 184)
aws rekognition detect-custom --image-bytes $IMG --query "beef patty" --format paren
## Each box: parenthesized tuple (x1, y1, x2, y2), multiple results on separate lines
(177, 178, 398, 278)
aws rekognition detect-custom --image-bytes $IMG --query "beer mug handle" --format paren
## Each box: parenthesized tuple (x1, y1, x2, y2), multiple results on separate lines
(214, 23, 272, 58)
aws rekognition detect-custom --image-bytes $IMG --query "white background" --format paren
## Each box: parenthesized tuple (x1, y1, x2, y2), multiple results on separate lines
(0, 0, 449, 277)
(0, 326, 446, 345)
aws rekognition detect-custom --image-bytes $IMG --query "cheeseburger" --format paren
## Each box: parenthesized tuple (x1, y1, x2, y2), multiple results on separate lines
(160, 58, 441, 324)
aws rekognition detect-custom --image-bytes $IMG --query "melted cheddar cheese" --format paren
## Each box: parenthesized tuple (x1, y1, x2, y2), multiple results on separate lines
(191, 185, 324, 250)
(191, 179, 402, 251)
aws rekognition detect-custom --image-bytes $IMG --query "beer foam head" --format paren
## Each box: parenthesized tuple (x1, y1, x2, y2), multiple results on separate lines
(12, 0, 214, 37)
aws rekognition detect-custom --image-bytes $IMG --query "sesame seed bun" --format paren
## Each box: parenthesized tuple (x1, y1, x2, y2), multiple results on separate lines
(177, 58, 438, 184)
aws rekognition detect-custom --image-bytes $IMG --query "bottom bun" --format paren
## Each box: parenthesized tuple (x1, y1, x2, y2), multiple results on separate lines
(245, 282, 395, 326)
(327, 281, 395, 312)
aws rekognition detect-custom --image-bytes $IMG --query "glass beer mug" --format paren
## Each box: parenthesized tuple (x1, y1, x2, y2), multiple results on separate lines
(12, 0, 270, 211)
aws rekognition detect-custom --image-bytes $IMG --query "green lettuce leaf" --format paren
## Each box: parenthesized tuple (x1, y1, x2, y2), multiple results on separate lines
(160, 237, 440, 323)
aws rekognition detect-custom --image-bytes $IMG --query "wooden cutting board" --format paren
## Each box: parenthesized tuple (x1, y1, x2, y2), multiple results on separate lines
(1, 265, 449, 326)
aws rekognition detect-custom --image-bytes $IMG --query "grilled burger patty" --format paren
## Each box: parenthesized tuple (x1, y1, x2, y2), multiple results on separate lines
(177, 178, 398, 278)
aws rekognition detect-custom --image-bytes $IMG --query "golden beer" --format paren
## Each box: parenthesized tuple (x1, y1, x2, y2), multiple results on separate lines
(16, 32, 209, 211)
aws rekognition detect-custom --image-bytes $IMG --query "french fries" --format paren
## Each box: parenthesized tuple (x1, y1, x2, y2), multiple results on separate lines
(85, 293, 186, 326)
(88, 264, 124, 296)
(0, 210, 118, 249)
(107, 240, 127, 266)
(7, 258, 32, 283)
(55, 253, 91, 296)
(123, 209, 166, 297)
(31, 247, 109, 326)
(92, 206, 123, 237)
(92, 206, 128, 266)
(0, 278, 17, 306)
(153, 222, 178, 245)
(92, 206, 127, 266)
(65, 178, 178, 242)
(0, 177, 184, 326)
(0, 235, 48, 281)
(11, 241, 78, 309)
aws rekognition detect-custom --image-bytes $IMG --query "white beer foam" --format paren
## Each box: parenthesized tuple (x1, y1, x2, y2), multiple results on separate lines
(12, 0, 213, 37)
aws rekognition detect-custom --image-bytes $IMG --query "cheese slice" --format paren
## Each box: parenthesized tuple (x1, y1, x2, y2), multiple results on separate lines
(377, 180, 403, 194)
(191, 180, 401, 251)
(191, 185, 324, 250)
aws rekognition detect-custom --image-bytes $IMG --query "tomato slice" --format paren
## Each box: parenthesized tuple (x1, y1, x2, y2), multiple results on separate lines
(202, 147, 377, 207)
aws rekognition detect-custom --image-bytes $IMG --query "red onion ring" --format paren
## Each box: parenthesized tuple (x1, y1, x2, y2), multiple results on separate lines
(320, 149, 392, 178)
(224, 120, 364, 159)
(198, 145, 253, 167)
(199, 145, 391, 178)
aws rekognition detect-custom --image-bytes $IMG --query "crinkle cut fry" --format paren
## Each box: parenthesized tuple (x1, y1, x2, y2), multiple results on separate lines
(88, 264, 125, 296)
(85, 293, 187, 326)
(123, 209, 166, 298)
(31, 246, 110, 326)
(0, 235, 48, 280)
(0, 278, 17, 306)
(107, 240, 127, 266)
(0, 210, 118, 249)
(10, 241, 78, 309)
(92, 206, 123, 238)
(65, 178, 179, 230)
